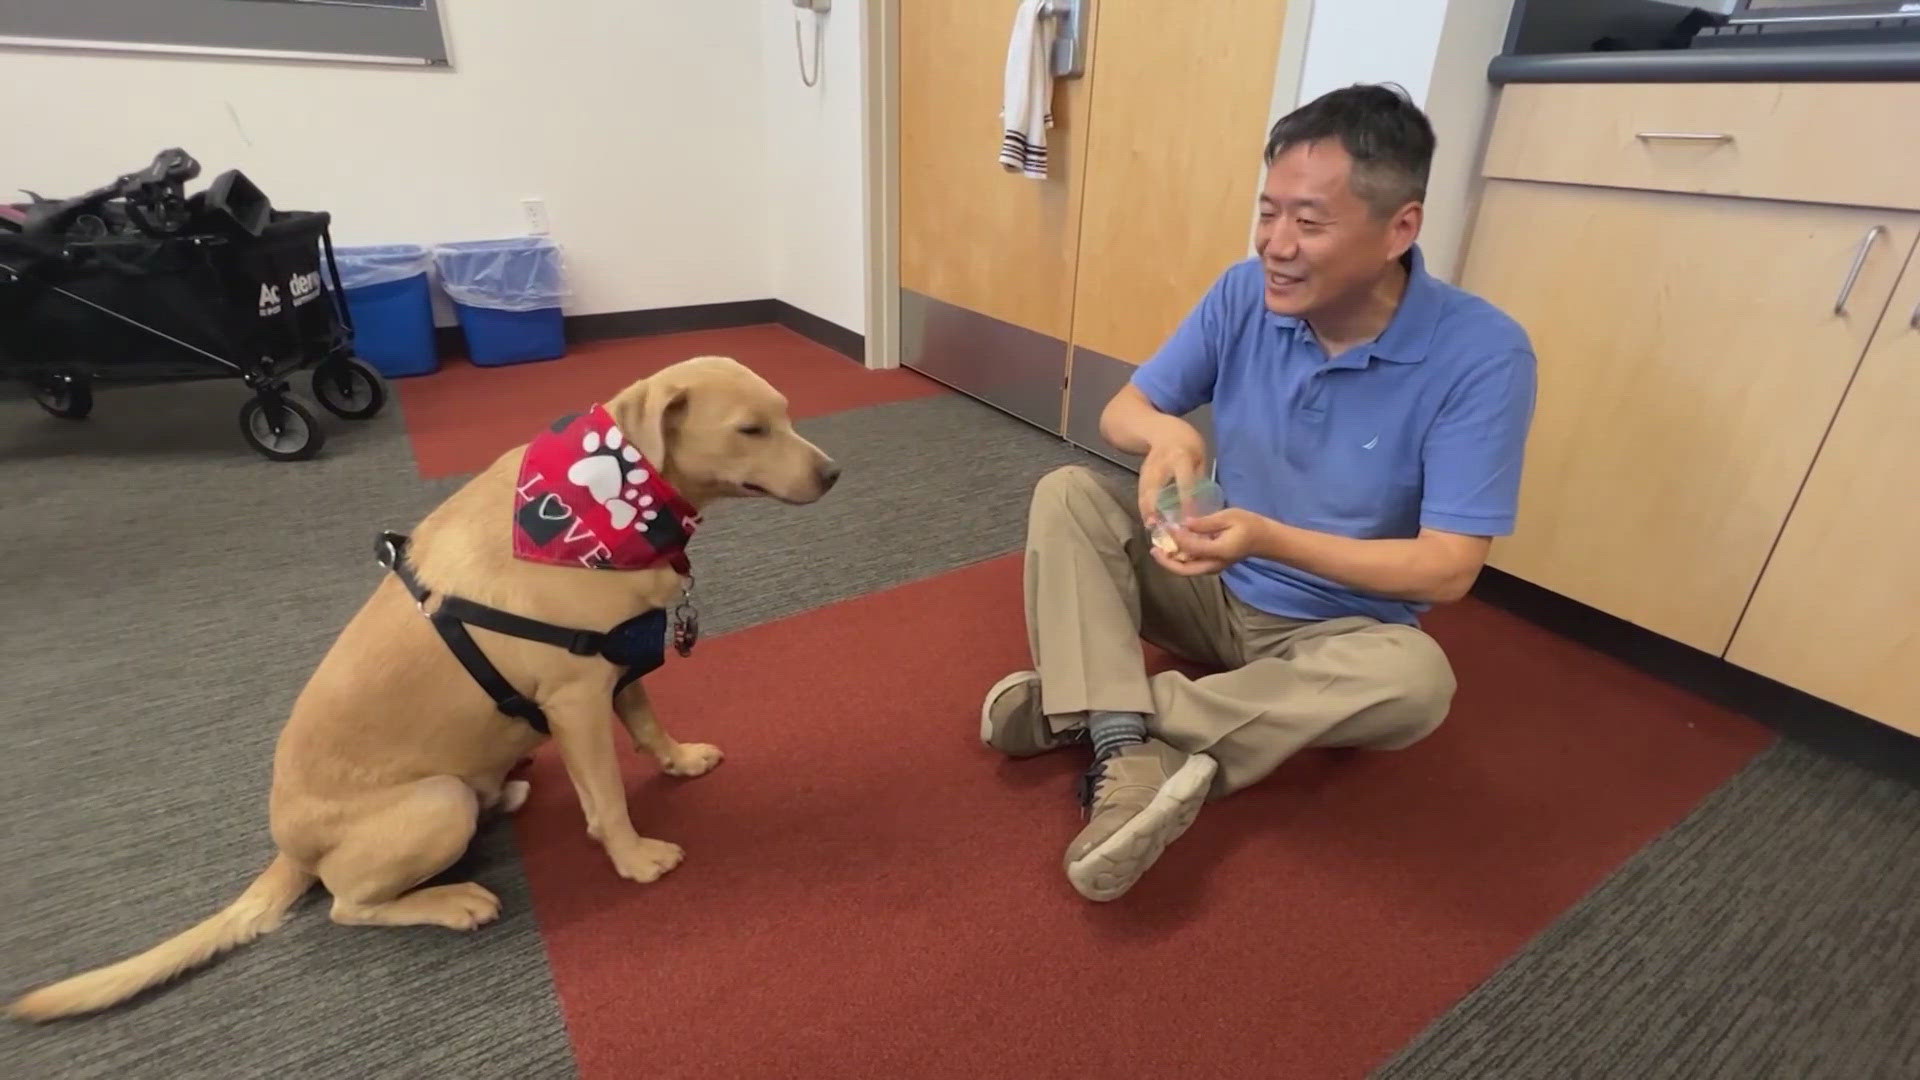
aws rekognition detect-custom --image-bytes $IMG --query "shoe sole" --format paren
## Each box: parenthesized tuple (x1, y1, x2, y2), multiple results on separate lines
(1065, 754, 1217, 902)
(978, 670, 1041, 753)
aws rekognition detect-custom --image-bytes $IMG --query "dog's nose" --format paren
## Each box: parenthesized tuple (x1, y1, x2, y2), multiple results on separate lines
(818, 461, 842, 491)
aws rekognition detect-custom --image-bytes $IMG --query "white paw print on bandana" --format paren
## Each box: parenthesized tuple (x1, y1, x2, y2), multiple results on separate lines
(566, 427, 659, 530)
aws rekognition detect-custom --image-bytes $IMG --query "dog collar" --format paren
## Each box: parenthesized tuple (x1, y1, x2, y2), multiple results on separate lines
(511, 403, 699, 574)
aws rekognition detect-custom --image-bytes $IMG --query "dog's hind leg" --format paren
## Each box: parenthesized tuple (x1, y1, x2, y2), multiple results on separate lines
(317, 776, 499, 930)
(615, 681, 723, 778)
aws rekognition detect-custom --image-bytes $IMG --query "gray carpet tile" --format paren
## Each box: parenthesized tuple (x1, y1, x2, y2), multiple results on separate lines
(1374, 739, 1920, 1080)
(0, 382, 556, 1080)
(678, 391, 1128, 636)
(0, 376, 1118, 1078)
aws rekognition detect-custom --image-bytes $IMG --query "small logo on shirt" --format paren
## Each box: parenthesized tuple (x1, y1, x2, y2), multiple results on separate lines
(1361, 435, 1379, 450)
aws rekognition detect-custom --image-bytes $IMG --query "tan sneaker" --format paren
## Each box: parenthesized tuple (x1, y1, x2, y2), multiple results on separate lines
(1063, 739, 1216, 901)
(979, 670, 1084, 758)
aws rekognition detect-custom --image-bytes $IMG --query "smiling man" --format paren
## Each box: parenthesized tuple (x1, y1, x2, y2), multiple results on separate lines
(980, 83, 1538, 901)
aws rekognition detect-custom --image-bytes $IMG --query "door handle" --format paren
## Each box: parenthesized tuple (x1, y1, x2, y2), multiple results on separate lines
(1834, 225, 1885, 316)
(1038, 0, 1089, 79)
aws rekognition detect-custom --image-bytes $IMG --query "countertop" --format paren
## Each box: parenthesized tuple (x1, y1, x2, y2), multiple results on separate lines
(1489, 42, 1920, 84)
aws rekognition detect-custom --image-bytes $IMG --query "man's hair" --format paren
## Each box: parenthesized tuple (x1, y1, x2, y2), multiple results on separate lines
(1263, 83, 1435, 218)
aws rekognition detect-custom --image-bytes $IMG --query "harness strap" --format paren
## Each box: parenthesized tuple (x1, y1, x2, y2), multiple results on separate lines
(376, 532, 557, 735)
(431, 619, 555, 735)
(373, 531, 686, 737)
(434, 595, 606, 657)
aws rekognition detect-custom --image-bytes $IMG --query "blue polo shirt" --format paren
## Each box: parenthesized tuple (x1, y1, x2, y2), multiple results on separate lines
(1130, 244, 1536, 627)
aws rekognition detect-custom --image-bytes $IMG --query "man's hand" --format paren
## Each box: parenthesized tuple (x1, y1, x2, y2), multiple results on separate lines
(1156, 505, 1492, 604)
(1153, 508, 1268, 576)
(1097, 383, 1210, 527)
(1134, 418, 1208, 528)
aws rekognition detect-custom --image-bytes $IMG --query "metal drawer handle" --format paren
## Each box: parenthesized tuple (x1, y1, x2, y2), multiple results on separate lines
(1635, 131, 1734, 142)
(1910, 297, 1920, 331)
(1835, 226, 1886, 316)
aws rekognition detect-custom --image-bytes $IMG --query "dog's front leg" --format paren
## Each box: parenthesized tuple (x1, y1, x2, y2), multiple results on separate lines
(615, 680, 723, 778)
(546, 688, 685, 884)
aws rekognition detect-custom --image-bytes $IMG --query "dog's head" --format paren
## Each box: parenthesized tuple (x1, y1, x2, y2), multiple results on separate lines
(605, 355, 840, 506)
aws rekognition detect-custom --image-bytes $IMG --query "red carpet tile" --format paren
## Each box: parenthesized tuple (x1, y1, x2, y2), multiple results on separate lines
(396, 324, 944, 479)
(512, 556, 1771, 1079)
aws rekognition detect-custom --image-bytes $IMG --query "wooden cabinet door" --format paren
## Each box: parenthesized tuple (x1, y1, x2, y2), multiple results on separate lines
(1458, 178, 1920, 654)
(1725, 258, 1920, 735)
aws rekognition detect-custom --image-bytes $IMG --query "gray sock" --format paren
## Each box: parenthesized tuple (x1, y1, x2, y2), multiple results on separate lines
(1088, 710, 1147, 762)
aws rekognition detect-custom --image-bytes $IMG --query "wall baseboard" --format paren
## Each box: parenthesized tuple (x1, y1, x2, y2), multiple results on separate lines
(773, 301, 865, 362)
(432, 299, 864, 363)
(1469, 566, 1920, 789)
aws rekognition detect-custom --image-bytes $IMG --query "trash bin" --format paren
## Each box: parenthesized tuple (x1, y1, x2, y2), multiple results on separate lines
(432, 236, 569, 366)
(331, 243, 438, 378)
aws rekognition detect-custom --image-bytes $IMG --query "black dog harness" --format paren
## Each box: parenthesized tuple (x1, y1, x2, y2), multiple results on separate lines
(374, 531, 697, 735)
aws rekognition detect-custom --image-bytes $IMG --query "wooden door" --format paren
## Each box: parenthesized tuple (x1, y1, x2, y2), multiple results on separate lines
(1458, 178, 1920, 654)
(897, 0, 1287, 444)
(1725, 255, 1920, 735)
(898, 0, 1096, 428)
(1057, 0, 1289, 459)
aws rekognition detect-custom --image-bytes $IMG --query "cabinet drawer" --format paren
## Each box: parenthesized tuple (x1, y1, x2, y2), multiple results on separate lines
(1482, 82, 1920, 211)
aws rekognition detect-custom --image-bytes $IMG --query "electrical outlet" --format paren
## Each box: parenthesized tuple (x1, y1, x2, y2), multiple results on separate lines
(521, 197, 549, 235)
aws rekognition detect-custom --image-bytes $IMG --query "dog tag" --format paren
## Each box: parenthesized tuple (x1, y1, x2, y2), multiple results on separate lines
(672, 603, 699, 657)
(671, 577, 699, 657)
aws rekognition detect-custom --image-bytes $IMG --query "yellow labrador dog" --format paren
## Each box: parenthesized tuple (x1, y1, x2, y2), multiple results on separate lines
(9, 354, 839, 1022)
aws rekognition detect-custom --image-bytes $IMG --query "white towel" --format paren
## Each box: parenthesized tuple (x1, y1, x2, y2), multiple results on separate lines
(999, 0, 1057, 180)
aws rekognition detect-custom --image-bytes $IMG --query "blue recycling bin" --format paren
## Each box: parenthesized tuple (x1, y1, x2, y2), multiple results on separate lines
(432, 237, 569, 366)
(331, 243, 438, 378)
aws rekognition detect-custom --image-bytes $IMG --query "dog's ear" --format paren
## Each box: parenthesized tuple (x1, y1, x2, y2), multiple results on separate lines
(632, 377, 689, 469)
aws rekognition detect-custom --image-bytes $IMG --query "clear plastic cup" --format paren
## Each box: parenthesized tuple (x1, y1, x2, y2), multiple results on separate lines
(1150, 476, 1225, 555)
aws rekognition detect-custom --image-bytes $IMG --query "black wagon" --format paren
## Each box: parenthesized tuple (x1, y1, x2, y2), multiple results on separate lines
(0, 148, 387, 460)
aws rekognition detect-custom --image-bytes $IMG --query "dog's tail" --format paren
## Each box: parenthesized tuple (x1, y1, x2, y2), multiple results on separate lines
(7, 854, 314, 1023)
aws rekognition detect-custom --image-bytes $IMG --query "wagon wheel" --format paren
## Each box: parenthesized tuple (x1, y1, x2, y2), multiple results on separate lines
(238, 394, 325, 461)
(31, 373, 93, 419)
(311, 357, 387, 420)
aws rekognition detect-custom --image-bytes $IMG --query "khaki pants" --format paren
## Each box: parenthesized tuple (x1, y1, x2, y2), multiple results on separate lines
(1024, 465, 1456, 798)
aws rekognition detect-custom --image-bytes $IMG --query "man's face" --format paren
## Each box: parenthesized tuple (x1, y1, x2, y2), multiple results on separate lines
(1253, 138, 1419, 318)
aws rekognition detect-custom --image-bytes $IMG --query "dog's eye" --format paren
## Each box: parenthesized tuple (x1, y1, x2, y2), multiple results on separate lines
(738, 424, 767, 437)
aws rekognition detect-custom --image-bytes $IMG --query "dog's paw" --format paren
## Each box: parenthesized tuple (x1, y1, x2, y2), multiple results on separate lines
(412, 883, 501, 930)
(608, 836, 685, 884)
(663, 742, 723, 778)
(500, 779, 530, 814)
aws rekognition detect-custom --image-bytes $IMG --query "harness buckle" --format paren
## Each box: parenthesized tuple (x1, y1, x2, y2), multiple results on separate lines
(375, 531, 433, 617)
(374, 532, 402, 570)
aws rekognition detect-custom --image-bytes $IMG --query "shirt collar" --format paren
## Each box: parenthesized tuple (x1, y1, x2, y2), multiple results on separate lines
(1265, 244, 1443, 366)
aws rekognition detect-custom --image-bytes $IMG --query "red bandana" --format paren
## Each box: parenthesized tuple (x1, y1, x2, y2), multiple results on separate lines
(511, 404, 700, 573)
